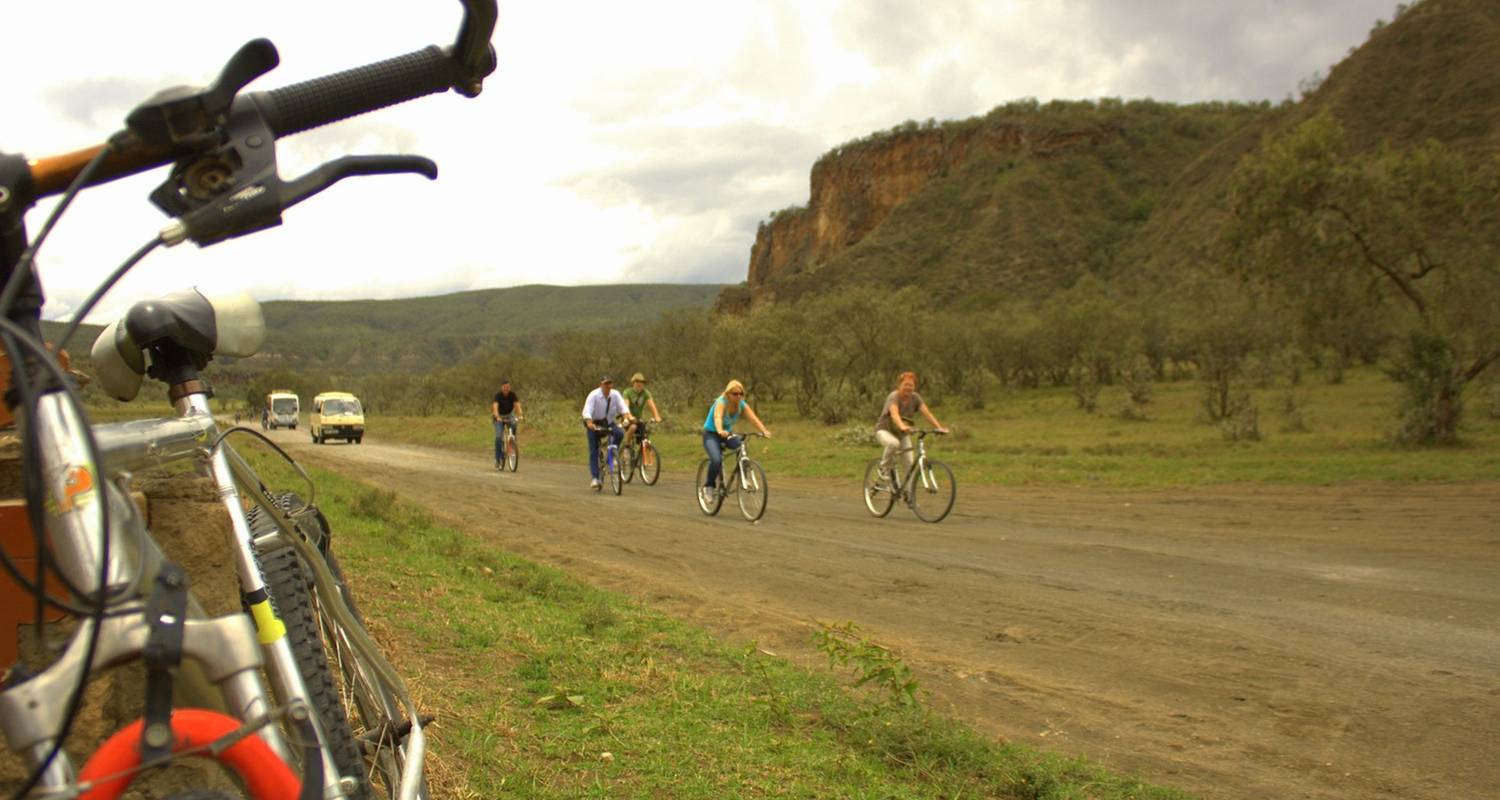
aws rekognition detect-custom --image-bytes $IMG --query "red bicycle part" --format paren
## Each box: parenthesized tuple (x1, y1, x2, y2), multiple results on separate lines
(76, 708, 300, 799)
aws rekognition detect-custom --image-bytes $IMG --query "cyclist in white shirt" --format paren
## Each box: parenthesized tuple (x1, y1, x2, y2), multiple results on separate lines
(581, 375, 634, 489)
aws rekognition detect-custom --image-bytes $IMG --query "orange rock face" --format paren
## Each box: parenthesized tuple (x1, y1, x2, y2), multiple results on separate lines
(745, 123, 1115, 303)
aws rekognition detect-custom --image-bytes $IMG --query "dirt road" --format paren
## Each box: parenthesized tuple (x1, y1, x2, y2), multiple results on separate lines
(278, 431, 1500, 800)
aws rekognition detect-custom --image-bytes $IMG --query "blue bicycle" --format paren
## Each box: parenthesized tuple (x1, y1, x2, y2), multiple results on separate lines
(590, 418, 625, 495)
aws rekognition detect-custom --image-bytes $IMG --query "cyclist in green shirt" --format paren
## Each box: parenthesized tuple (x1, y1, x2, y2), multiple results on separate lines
(622, 372, 662, 451)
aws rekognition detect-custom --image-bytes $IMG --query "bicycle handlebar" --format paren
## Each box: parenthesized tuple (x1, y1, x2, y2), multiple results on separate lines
(253, 46, 456, 139)
(24, 0, 497, 200)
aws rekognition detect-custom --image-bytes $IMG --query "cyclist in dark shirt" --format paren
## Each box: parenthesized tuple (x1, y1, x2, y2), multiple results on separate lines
(491, 379, 524, 469)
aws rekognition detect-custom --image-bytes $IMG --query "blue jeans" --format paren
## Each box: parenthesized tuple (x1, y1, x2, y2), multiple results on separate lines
(587, 422, 624, 480)
(701, 431, 741, 488)
(493, 419, 516, 462)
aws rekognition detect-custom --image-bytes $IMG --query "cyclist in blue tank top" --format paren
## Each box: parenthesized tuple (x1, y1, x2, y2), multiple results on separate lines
(700, 379, 771, 508)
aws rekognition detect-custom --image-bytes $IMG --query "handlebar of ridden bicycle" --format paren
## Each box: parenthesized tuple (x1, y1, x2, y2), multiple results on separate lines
(26, 0, 497, 197)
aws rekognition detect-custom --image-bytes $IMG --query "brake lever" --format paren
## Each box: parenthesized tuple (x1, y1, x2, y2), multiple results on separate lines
(280, 155, 437, 209)
(160, 154, 436, 248)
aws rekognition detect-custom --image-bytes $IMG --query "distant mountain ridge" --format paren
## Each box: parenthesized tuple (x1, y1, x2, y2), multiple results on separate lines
(724, 0, 1499, 309)
(59, 283, 724, 374)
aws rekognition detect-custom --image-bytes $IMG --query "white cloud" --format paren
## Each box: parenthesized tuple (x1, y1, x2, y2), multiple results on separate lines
(1, 0, 1391, 323)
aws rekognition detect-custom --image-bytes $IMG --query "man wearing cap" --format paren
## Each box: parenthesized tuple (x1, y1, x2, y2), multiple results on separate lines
(622, 372, 662, 456)
(491, 378, 524, 470)
(580, 376, 633, 489)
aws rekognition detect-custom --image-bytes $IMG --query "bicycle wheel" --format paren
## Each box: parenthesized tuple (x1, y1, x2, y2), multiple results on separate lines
(640, 441, 661, 485)
(736, 460, 768, 522)
(608, 447, 623, 495)
(694, 459, 723, 515)
(249, 495, 424, 798)
(862, 459, 896, 518)
(505, 433, 519, 471)
(910, 460, 956, 523)
(620, 442, 635, 484)
(255, 547, 374, 800)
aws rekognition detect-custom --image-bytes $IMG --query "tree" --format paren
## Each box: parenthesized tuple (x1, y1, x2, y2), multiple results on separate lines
(1226, 114, 1500, 444)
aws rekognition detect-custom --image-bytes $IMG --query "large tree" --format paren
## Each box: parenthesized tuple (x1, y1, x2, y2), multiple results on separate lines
(1225, 113, 1500, 444)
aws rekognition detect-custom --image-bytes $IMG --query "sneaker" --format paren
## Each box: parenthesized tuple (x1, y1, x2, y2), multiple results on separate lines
(590, 478, 601, 489)
(699, 486, 715, 506)
(495, 460, 502, 471)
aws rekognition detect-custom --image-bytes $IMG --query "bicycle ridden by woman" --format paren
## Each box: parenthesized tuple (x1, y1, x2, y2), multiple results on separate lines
(581, 375, 633, 489)
(491, 378, 524, 470)
(700, 380, 771, 508)
(876, 372, 948, 483)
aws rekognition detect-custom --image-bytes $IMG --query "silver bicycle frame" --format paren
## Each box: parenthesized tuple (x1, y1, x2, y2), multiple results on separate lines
(0, 391, 358, 797)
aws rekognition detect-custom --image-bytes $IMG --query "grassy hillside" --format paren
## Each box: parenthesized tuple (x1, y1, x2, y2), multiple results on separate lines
(46, 284, 723, 376)
(1129, 0, 1500, 290)
(258, 283, 723, 372)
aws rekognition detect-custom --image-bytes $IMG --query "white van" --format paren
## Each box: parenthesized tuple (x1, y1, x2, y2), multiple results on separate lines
(263, 391, 299, 430)
(311, 392, 365, 444)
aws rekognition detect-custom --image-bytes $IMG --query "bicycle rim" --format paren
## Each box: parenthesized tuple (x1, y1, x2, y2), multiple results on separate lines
(621, 443, 635, 483)
(609, 449, 623, 495)
(862, 459, 896, 518)
(505, 436, 518, 471)
(695, 459, 723, 515)
(736, 460, 768, 522)
(910, 460, 956, 523)
(641, 442, 660, 485)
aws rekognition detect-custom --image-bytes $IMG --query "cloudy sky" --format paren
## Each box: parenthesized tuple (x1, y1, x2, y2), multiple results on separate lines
(1, 0, 1394, 322)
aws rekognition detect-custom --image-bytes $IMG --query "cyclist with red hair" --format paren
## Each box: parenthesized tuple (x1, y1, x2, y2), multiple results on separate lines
(875, 372, 947, 483)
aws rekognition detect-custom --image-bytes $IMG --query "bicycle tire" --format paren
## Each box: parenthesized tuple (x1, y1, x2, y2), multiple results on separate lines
(861, 459, 896, 518)
(256, 546, 374, 800)
(505, 433, 519, 471)
(620, 442, 635, 484)
(910, 460, 957, 523)
(640, 441, 660, 485)
(736, 460, 768, 522)
(249, 494, 425, 798)
(694, 459, 723, 515)
(608, 447, 623, 495)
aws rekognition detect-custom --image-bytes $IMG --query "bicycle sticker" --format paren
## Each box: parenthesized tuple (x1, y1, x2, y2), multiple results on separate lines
(48, 464, 97, 515)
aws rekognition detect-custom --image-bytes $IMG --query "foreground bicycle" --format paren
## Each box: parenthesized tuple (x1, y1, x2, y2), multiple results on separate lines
(696, 432, 768, 522)
(862, 429, 956, 523)
(495, 414, 521, 472)
(620, 419, 661, 486)
(0, 2, 496, 797)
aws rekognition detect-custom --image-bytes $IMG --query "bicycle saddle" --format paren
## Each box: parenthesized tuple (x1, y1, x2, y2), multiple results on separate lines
(91, 289, 265, 401)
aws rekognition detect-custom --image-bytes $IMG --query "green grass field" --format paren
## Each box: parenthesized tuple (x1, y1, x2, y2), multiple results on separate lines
(357, 369, 1500, 488)
(243, 449, 1187, 799)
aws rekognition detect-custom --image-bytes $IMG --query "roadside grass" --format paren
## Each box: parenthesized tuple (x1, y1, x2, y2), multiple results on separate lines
(243, 448, 1189, 799)
(360, 368, 1500, 487)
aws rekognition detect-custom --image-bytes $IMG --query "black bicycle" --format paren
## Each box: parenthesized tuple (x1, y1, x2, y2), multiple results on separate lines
(696, 432, 768, 522)
(862, 429, 956, 523)
(621, 419, 661, 485)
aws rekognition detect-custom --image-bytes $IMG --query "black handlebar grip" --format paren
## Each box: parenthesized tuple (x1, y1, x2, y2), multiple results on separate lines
(254, 45, 456, 138)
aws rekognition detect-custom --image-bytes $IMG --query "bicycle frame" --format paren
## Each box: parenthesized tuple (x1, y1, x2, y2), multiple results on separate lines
(890, 433, 938, 500)
(4, 390, 430, 798)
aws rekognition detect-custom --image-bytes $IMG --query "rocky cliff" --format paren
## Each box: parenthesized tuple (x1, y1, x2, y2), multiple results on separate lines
(741, 121, 1119, 304)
